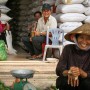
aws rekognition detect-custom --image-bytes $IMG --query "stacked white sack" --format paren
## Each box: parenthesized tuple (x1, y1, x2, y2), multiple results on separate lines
(56, 4, 85, 14)
(85, 7, 90, 15)
(59, 22, 82, 33)
(0, 5, 11, 14)
(0, 13, 12, 21)
(59, 22, 82, 45)
(84, 4, 90, 23)
(0, 0, 17, 55)
(0, 0, 11, 22)
(0, 0, 8, 5)
(55, 0, 86, 46)
(0, 0, 12, 22)
(83, 0, 90, 7)
(55, 13, 86, 22)
(62, 0, 84, 4)
(55, 0, 84, 6)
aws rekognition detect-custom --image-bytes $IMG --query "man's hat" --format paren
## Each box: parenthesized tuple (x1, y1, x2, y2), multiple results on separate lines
(42, 3, 51, 11)
(65, 23, 90, 42)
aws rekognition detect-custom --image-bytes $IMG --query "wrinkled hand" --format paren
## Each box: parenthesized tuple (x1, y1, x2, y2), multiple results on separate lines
(68, 66, 80, 87)
(70, 67, 80, 77)
(68, 74, 79, 87)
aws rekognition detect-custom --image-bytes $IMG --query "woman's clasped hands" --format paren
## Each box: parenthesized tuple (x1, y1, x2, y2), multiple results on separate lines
(68, 66, 80, 87)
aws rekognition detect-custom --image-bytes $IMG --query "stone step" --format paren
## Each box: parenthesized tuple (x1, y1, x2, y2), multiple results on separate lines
(0, 75, 57, 86)
(0, 61, 58, 88)
(0, 61, 57, 73)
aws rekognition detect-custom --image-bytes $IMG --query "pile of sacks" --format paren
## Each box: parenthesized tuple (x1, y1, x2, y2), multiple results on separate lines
(83, 0, 90, 23)
(53, 0, 90, 58)
(55, 0, 87, 45)
(55, 0, 90, 46)
(0, 0, 17, 56)
(54, 0, 90, 58)
(36, 0, 88, 46)
(0, 0, 11, 22)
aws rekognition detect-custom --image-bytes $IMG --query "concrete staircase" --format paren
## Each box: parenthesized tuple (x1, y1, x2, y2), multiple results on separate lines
(0, 60, 58, 89)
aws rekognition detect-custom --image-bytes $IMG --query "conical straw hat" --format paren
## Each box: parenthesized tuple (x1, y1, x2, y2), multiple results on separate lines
(65, 23, 90, 42)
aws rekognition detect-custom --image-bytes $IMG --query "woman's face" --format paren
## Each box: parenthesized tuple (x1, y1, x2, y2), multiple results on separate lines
(77, 34, 90, 50)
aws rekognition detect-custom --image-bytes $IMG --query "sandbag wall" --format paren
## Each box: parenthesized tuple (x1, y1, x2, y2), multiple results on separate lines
(6, 0, 42, 47)
(4, 0, 90, 47)
(83, 0, 90, 23)
(0, 0, 11, 24)
(6, 0, 57, 47)
(55, 0, 87, 46)
(7, 0, 29, 44)
(53, 0, 90, 58)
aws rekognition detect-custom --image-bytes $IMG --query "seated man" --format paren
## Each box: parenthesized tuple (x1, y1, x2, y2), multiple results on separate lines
(22, 11, 42, 53)
(24, 3, 57, 60)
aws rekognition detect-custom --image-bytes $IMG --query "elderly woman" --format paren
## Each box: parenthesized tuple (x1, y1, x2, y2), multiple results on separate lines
(56, 24, 90, 90)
